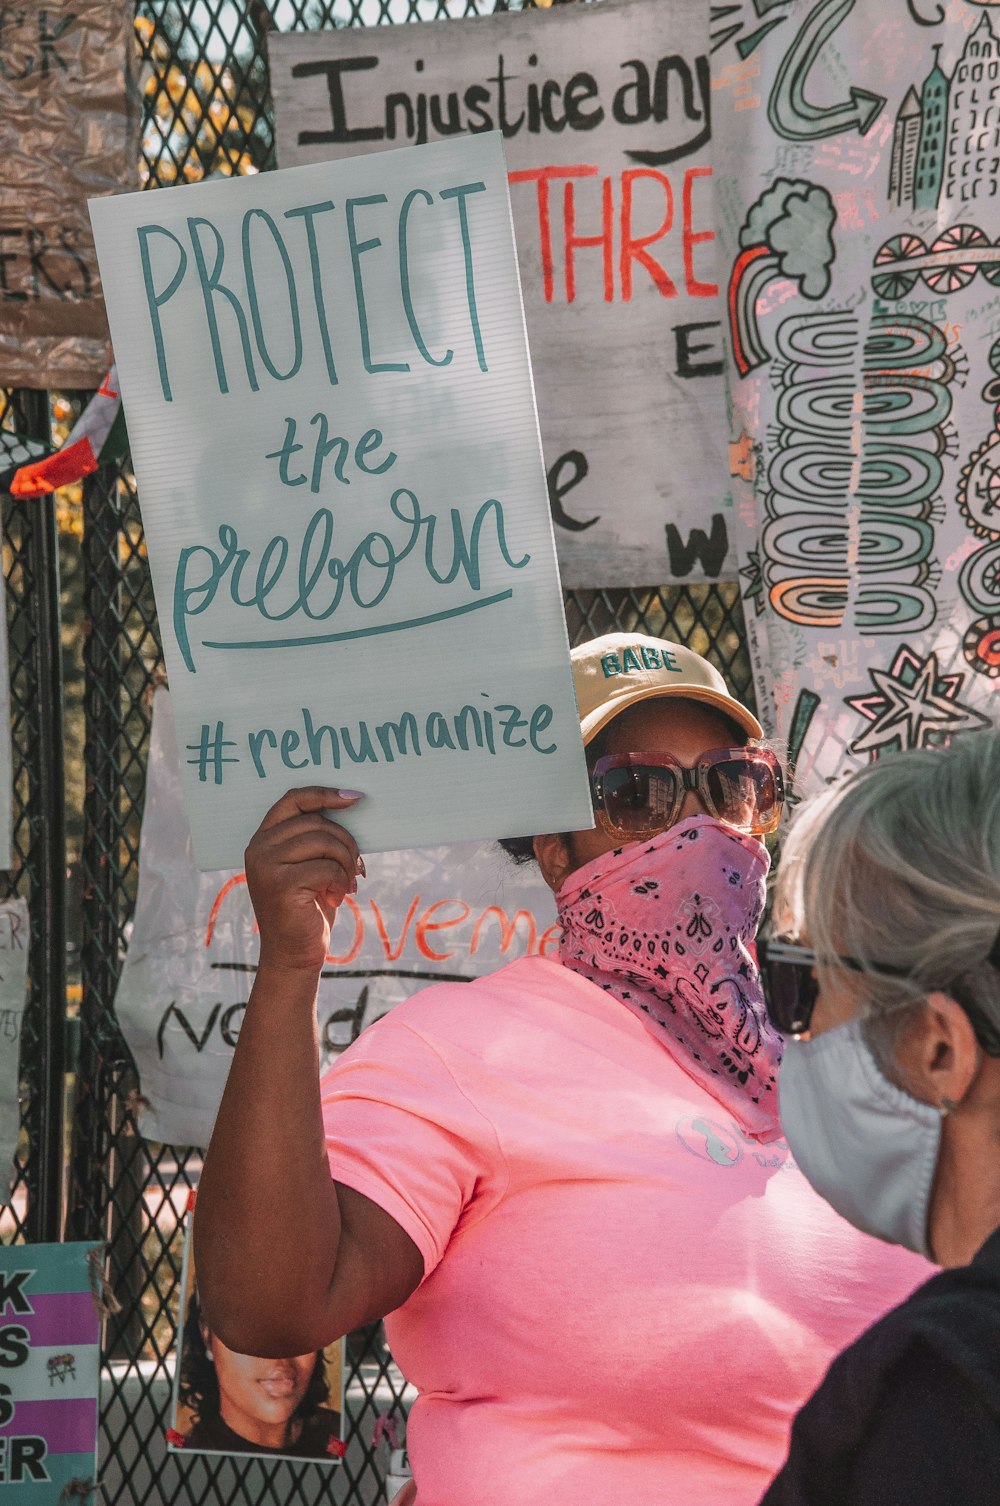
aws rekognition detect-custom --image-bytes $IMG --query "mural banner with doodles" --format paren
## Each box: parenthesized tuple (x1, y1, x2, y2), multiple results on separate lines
(270, 0, 734, 587)
(112, 690, 558, 1149)
(712, 0, 1000, 790)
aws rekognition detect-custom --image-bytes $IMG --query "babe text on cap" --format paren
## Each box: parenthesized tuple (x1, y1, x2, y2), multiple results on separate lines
(570, 632, 763, 744)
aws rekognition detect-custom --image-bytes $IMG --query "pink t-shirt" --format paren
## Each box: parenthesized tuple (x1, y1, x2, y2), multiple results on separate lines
(321, 955, 928, 1506)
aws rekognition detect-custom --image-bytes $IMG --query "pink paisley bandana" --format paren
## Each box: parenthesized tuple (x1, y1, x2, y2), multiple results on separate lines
(557, 815, 783, 1142)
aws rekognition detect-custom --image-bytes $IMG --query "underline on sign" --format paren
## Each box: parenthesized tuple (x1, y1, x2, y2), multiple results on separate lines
(211, 963, 472, 984)
(201, 591, 514, 651)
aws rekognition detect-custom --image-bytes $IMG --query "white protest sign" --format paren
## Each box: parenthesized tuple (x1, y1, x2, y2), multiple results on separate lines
(0, 900, 31, 1198)
(114, 690, 558, 1149)
(0, 599, 12, 870)
(89, 134, 591, 869)
(270, 0, 732, 587)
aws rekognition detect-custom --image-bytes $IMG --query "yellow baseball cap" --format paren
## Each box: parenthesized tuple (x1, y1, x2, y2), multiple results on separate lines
(571, 632, 763, 745)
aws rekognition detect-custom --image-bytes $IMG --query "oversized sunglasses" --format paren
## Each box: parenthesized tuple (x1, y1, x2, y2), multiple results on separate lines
(757, 937, 1000, 1053)
(590, 746, 785, 841)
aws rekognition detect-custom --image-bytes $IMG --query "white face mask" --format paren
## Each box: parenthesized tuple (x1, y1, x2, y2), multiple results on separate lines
(778, 1018, 942, 1259)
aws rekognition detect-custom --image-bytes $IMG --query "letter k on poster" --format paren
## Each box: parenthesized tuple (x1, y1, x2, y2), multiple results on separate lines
(89, 134, 591, 870)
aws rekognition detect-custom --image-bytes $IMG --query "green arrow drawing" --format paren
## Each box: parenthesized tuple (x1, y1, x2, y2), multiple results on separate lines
(768, 0, 886, 142)
(784, 689, 821, 807)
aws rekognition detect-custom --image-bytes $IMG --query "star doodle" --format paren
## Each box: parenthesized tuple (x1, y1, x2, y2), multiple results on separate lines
(846, 646, 990, 760)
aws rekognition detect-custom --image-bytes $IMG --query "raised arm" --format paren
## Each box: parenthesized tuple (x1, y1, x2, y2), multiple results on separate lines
(194, 787, 424, 1357)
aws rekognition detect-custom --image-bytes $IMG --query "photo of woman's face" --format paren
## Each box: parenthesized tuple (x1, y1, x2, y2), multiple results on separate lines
(204, 1329, 315, 1447)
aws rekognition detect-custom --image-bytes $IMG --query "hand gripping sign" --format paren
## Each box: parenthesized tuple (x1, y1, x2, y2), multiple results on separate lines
(113, 690, 559, 1149)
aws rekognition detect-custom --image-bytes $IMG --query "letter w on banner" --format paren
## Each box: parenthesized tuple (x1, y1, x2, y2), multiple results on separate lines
(113, 691, 558, 1149)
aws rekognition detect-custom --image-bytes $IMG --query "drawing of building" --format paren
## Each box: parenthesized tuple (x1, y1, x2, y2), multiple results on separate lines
(889, 16, 1000, 210)
(914, 46, 950, 209)
(889, 87, 922, 207)
(941, 12, 1000, 205)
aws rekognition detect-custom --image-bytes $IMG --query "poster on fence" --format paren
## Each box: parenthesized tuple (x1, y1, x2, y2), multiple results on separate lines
(270, 0, 731, 588)
(0, 0, 136, 388)
(0, 603, 14, 873)
(167, 1199, 345, 1462)
(0, 900, 32, 1200)
(0, 1242, 100, 1499)
(712, 0, 1000, 795)
(90, 132, 590, 869)
(113, 690, 558, 1149)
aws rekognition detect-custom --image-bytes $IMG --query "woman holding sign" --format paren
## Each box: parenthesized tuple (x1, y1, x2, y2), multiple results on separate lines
(195, 632, 925, 1505)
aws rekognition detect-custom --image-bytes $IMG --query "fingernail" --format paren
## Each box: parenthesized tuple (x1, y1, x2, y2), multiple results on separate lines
(337, 789, 365, 802)
(356, 856, 366, 878)
(350, 875, 358, 895)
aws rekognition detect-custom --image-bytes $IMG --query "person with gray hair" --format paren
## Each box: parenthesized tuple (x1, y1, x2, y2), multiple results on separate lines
(755, 727, 1000, 1506)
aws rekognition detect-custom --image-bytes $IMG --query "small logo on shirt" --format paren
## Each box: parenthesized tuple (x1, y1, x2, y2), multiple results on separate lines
(752, 1144, 797, 1172)
(675, 1116, 743, 1167)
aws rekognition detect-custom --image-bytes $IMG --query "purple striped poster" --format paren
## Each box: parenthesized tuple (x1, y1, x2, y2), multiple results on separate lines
(0, 1243, 100, 1500)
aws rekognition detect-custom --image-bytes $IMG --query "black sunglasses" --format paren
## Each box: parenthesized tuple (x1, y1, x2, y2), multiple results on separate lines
(755, 939, 825, 1037)
(757, 937, 1000, 1054)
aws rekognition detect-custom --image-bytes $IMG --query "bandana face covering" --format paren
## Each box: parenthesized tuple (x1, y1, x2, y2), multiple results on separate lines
(557, 814, 783, 1141)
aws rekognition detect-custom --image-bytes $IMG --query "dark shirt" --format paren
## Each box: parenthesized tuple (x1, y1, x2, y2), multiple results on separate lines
(183, 1407, 342, 1459)
(759, 1226, 1000, 1505)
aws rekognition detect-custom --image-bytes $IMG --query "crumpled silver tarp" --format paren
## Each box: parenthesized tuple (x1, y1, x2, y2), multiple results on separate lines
(0, 1, 138, 389)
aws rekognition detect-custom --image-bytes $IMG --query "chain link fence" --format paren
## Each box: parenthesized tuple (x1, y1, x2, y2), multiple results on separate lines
(1, 2, 754, 1502)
